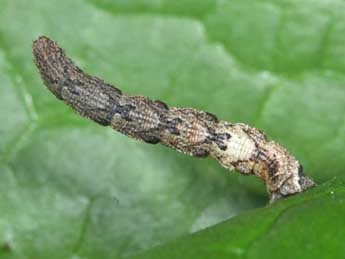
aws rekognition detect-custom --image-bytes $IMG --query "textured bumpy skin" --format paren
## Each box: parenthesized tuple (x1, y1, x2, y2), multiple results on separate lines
(33, 36, 315, 203)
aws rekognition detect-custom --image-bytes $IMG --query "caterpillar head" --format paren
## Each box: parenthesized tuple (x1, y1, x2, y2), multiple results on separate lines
(269, 163, 315, 203)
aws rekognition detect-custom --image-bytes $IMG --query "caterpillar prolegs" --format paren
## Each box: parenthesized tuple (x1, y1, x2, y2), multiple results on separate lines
(33, 36, 315, 203)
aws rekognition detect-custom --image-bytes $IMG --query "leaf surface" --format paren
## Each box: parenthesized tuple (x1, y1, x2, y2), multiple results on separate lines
(0, 0, 344, 258)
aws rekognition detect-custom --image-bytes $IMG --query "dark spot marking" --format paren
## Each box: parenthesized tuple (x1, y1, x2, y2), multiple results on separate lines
(298, 165, 304, 176)
(192, 149, 209, 158)
(176, 118, 183, 123)
(76, 66, 84, 73)
(114, 87, 122, 95)
(47, 78, 58, 85)
(104, 103, 135, 126)
(61, 77, 74, 88)
(210, 137, 227, 150)
(68, 87, 80, 96)
(167, 126, 180, 135)
(45, 77, 64, 100)
(207, 128, 230, 150)
(218, 143, 227, 151)
(231, 160, 240, 167)
(113, 104, 135, 121)
(268, 161, 278, 177)
(75, 79, 85, 86)
(159, 116, 182, 135)
(92, 103, 122, 127)
(298, 164, 304, 185)
(257, 129, 268, 140)
(154, 100, 169, 110)
(168, 118, 183, 135)
(63, 65, 69, 74)
(256, 149, 269, 161)
(205, 127, 216, 141)
(204, 112, 218, 123)
(105, 83, 122, 96)
(141, 135, 160, 144)
(93, 116, 110, 126)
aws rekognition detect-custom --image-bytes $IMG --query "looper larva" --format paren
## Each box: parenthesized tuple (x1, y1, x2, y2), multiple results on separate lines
(33, 36, 315, 203)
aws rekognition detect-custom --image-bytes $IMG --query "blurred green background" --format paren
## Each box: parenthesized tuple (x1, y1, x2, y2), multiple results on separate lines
(0, 0, 345, 258)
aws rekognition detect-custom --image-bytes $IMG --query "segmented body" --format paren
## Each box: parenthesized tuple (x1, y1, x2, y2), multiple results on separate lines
(33, 36, 315, 202)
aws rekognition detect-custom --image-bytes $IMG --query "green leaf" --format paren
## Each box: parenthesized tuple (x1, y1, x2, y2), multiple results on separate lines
(131, 178, 345, 259)
(0, 0, 344, 258)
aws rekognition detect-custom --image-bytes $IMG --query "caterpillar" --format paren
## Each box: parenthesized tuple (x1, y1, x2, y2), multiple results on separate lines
(33, 36, 315, 203)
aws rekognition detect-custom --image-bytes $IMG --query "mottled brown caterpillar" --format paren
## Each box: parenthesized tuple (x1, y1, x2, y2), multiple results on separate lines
(33, 36, 315, 203)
